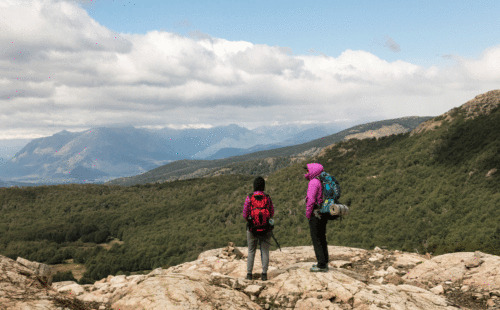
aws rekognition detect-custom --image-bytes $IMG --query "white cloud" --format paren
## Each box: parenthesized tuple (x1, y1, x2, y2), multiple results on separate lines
(458, 46, 500, 81)
(0, 0, 499, 139)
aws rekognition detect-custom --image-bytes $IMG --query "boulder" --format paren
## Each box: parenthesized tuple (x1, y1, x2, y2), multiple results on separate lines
(0, 255, 107, 309)
(244, 284, 264, 296)
(464, 257, 484, 268)
(16, 256, 53, 286)
(430, 285, 444, 294)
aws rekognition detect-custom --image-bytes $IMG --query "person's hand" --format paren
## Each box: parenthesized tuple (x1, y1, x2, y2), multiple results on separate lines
(313, 210, 322, 219)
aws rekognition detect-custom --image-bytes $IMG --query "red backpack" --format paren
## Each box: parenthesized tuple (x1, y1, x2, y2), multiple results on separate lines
(248, 192, 272, 236)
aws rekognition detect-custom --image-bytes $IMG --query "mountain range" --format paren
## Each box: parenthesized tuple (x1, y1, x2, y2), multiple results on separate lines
(105, 116, 430, 186)
(0, 119, 430, 187)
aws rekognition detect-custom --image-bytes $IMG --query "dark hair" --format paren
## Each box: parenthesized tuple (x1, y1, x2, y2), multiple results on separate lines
(253, 176, 265, 191)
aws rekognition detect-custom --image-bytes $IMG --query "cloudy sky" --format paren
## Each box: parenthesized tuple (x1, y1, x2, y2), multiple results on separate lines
(1, 0, 499, 142)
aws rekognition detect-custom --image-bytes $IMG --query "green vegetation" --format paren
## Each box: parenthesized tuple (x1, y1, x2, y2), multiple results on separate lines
(0, 109, 497, 285)
(52, 270, 78, 283)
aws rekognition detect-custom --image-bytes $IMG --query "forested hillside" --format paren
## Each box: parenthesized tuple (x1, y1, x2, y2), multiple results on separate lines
(0, 92, 498, 286)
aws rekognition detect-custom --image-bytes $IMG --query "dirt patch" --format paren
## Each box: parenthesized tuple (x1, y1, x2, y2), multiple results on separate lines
(97, 238, 124, 251)
(50, 259, 87, 281)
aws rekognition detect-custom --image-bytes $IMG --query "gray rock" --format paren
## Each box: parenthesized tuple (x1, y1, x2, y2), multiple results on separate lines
(244, 284, 264, 296)
(16, 256, 53, 286)
(465, 257, 484, 268)
(330, 260, 352, 268)
(430, 285, 444, 294)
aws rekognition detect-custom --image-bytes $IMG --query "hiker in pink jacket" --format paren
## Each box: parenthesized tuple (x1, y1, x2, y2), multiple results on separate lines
(304, 162, 330, 272)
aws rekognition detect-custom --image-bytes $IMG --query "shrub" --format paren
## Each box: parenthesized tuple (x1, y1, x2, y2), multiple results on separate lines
(52, 270, 77, 283)
(77, 277, 94, 285)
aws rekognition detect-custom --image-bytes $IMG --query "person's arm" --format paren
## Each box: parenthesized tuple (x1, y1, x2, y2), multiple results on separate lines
(305, 180, 320, 220)
(268, 195, 275, 218)
(243, 196, 251, 219)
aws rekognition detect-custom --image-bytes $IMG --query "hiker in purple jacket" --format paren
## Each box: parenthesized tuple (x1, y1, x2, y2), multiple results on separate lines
(304, 162, 330, 272)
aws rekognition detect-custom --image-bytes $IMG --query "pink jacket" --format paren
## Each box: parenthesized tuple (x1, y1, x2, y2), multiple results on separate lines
(304, 163, 324, 220)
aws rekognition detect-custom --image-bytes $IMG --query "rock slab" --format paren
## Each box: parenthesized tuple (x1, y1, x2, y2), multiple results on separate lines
(3, 244, 500, 309)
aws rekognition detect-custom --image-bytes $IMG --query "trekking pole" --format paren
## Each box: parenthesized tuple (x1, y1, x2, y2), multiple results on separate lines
(270, 230, 282, 252)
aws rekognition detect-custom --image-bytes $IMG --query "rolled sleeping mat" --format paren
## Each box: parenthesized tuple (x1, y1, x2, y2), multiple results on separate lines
(330, 203, 350, 216)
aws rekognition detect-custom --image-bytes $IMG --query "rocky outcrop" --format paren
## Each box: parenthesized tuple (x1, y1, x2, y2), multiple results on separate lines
(3, 244, 500, 309)
(344, 124, 410, 141)
(461, 90, 500, 120)
(411, 89, 500, 136)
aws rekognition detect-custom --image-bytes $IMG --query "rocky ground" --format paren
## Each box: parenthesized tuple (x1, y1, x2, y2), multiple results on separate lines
(2, 244, 500, 309)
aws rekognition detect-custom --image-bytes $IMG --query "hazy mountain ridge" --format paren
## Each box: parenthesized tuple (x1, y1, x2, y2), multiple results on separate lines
(0, 122, 352, 187)
(0, 127, 185, 185)
(0, 116, 431, 188)
(205, 125, 340, 160)
(150, 124, 278, 159)
(105, 116, 432, 186)
(251, 122, 343, 142)
(0, 138, 44, 162)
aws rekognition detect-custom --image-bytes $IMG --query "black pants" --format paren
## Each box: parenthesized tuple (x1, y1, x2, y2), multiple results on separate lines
(309, 213, 330, 269)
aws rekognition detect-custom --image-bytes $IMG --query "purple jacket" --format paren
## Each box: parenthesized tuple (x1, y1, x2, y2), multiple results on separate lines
(243, 191, 275, 219)
(304, 163, 324, 220)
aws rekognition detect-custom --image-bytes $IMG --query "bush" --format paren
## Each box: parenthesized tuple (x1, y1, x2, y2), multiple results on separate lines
(52, 270, 77, 283)
(47, 254, 65, 265)
(115, 270, 131, 276)
(73, 248, 94, 264)
(94, 229, 111, 244)
(77, 277, 94, 285)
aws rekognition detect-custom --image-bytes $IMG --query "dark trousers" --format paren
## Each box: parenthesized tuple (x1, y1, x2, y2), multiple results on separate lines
(309, 213, 330, 269)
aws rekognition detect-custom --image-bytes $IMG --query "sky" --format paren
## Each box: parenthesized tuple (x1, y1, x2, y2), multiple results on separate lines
(1, 0, 500, 142)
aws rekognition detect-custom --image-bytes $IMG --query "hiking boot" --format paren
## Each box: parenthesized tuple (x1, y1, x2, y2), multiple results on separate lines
(246, 273, 252, 280)
(261, 274, 267, 281)
(310, 266, 328, 272)
(312, 264, 329, 270)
